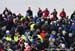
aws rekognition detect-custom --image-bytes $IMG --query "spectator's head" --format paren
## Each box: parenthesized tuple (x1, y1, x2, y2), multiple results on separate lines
(6, 30, 10, 35)
(5, 7, 8, 10)
(24, 42, 29, 48)
(62, 8, 65, 12)
(66, 16, 69, 19)
(17, 13, 21, 16)
(41, 30, 45, 33)
(68, 20, 71, 25)
(54, 9, 56, 12)
(60, 43, 65, 48)
(57, 18, 62, 23)
(8, 49, 13, 51)
(58, 27, 62, 32)
(38, 8, 41, 10)
(71, 22, 75, 26)
(20, 17, 26, 23)
(36, 29, 40, 34)
(13, 18, 19, 25)
(25, 45, 31, 51)
(28, 7, 31, 10)
(69, 33, 73, 37)
(41, 18, 44, 22)
(62, 30, 66, 36)
(51, 31, 56, 35)
(12, 13, 16, 18)
(45, 21, 48, 24)
(45, 8, 48, 10)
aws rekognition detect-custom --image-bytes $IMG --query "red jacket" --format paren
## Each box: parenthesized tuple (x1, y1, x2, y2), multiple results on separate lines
(40, 31, 46, 39)
(24, 45, 31, 51)
(59, 11, 66, 18)
(0, 48, 3, 51)
(43, 10, 50, 18)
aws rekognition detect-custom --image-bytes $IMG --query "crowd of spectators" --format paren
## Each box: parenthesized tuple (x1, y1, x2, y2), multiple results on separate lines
(0, 7, 75, 51)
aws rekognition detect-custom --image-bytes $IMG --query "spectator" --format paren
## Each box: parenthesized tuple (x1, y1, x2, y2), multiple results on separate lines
(59, 8, 66, 19)
(37, 8, 43, 17)
(26, 7, 33, 17)
(51, 9, 58, 20)
(3, 8, 9, 17)
(43, 8, 50, 18)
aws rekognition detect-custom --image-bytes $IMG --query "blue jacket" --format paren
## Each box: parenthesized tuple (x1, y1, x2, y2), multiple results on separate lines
(70, 24, 75, 31)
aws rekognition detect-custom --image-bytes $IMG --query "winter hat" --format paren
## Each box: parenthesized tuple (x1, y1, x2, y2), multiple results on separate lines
(41, 18, 44, 22)
(62, 30, 66, 36)
(6, 30, 10, 35)
(24, 42, 28, 48)
(61, 44, 65, 48)
(60, 43, 65, 48)
(69, 33, 72, 37)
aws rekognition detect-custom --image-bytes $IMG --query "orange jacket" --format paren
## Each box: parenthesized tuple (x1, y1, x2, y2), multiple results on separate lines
(40, 31, 46, 39)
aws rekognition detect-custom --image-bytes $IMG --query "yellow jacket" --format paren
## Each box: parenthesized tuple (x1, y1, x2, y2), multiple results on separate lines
(14, 34, 19, 42)
(5, 36, 12, 41)
(30, 23, 35, 31)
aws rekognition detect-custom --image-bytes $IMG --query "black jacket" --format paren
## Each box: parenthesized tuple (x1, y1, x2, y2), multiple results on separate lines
(26, 10, 33, 17)
(71, 13, 75, 20)
(37, 10, 43, 17)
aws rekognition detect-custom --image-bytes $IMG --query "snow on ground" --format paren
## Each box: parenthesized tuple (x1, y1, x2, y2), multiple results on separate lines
(0, 0, 75, 17)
